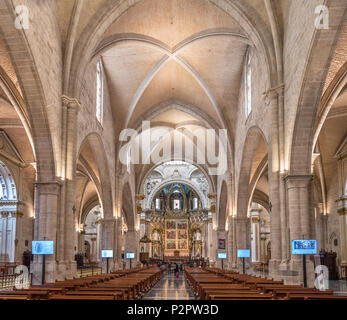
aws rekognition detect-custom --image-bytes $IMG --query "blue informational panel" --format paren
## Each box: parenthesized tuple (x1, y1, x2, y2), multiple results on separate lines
(32, 241, 54, 255)
(218, 252, 227, 259)
(292, 240, 317, 255)
(237, 249, 250, 258)
(101, 250, 114, 258)
(126, 252, 135, 259)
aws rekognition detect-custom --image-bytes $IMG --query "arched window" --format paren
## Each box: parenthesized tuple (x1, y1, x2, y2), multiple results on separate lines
(193, 198, 198, 210)
(155, 198, 161, 210)
(245, 48, 252, 118)
(173, 199, 180, 210)
(96, 60, 104, 125)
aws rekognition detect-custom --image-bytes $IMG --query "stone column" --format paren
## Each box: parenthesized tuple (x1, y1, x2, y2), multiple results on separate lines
(268, 169, 282, 279)
(216, 230, 227, 269)
(315, 203, 325, 251)
(100, 219, 116, 272)
(202, 218, 208, 258)
(264, 88, 283, 279)
(250, 208, 261, 263)
(260, 234, 267, 263)
(32, 181, 61, 284)
(114, 217, 123, 269)
(208, 218, 213, 263)
(61, 96, 81, 279)
(91, 238, 97, 262)
(235, 216, 250, 272)
(124, 230, 139, 268)
(285, 175, 315, 286)
(14, 211, 24, 263)
(227, 216, 233, 269)
(321, 214, 328, 251)
(338, 205, 347, 266)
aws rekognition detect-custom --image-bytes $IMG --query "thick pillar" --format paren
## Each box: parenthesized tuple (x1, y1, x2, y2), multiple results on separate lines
(285, 175, 315, 286)
(216, 230, 227, 269)
(227, 216, 234, 269)
(208, 218, 213, 263)
(31, 181, 61, 284)
(100, 219, 116, 272)
(338, 206, 347, 266)
(265, 88, 283, 279)
(60, 96, 81, 279)
(114, 218, 123, 269)
(124, 230, 139, 268)
(235, 216, 250, 272)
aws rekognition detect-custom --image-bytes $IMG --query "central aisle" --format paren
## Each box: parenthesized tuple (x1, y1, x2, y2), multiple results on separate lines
(142, 271, 195, 300)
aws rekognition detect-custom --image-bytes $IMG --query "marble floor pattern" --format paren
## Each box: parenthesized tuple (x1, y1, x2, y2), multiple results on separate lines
(142, 272, 195, 300)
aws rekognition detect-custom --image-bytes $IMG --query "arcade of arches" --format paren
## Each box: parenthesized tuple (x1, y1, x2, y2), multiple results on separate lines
(0, 0, 346, 287)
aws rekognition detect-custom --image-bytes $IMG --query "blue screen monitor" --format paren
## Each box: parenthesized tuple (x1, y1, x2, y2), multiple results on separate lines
(292, 240, 317, 255)
(126, 252, 135, 259)
(101, 250, 113, 258)
(237, 249, 250, 258)
(218, 252, 227, 259)
(32, 241, 54, 255)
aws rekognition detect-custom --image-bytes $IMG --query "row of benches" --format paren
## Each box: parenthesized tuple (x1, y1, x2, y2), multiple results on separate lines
(0, 267, 165, 300)
(185, 267, 347, 300)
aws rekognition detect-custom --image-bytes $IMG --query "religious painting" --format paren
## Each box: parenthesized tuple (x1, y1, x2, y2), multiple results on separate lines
(178, 230, 186, 239)
(167, 240, 176, 250)
(177, 221, 187, 230)
(178, 240, 187, 250)
(166, 230, 176, 239)
(166, 221, 176, 229)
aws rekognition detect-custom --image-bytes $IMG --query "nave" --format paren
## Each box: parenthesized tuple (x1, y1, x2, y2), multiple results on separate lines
(142, 272, 194, 300)
(0, 0, 346, 299)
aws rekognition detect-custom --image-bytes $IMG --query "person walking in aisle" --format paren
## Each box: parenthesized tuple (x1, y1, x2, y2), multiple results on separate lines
(175, 263, 179, 278)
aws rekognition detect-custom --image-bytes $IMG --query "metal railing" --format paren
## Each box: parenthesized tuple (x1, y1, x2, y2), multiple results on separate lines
(0, 274, 32, 291)
(76, 266, 102, 278)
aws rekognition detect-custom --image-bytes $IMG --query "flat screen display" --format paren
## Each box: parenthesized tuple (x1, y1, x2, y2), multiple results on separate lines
(237, 249, 250, 258)
(126, 252, 135, 259)
(101, 250, 113, 258)
(32, 241, 54, 255)
(218, 252, 227, 259)
(292, 240, 317, 255)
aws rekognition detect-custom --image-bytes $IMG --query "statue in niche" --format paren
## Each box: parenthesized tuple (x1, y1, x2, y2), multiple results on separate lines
(195, 230, 201, 241)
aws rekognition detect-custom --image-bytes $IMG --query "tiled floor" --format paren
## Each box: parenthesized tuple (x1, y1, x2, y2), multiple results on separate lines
(142, 271, 195, 300)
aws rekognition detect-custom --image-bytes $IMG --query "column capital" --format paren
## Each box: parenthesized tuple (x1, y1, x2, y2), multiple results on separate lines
(34, 180, 62, 195)
(336, 196, 347, 213)
(62, 95, 82, 112)
(101, 218, 117, 224)
(263, 83, 284, 105)
(235, 216, 250, 224)
(284, 174, 313, 188)
(251, 216, 260, 223)
(321, 214, 329, 222)
(338, 208, 347, 216)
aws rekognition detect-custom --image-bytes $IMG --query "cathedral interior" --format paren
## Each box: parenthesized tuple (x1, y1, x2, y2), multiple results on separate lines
(0, 0, 346, 302)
